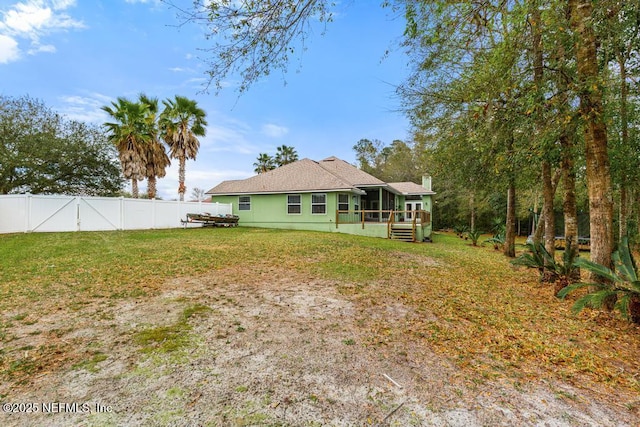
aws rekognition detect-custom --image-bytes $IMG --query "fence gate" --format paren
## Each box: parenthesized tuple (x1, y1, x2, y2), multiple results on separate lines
(29, 195, 78, 232)
(78, 197, 121, 231)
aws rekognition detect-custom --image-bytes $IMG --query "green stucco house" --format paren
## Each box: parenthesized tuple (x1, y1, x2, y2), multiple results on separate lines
(206, 156, 435, 242)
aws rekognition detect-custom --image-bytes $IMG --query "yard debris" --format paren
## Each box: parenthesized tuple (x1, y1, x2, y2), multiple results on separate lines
(382, 401, 405, 423)
(382, 373, 403, 389)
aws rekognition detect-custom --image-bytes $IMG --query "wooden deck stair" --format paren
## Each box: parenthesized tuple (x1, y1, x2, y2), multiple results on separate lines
(389, 224, 416, 242)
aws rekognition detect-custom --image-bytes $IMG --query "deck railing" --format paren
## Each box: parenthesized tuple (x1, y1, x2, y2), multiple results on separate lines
(335, 210, 430, 229)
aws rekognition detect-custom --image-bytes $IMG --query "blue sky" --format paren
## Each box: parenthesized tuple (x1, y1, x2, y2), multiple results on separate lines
(1, 0, 411, 200)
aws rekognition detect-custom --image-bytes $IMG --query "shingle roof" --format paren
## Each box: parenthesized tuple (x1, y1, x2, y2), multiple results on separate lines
(206, 156, 434, 196)
(206, 158, 366, 195)
(317, 156, 386, 186)
(387, 182, 435, 195)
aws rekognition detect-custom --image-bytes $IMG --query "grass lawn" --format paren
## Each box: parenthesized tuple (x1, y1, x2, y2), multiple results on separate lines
(1, 227, 639, 413)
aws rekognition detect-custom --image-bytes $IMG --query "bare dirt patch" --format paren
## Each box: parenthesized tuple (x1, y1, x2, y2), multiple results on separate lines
(1, 266, 635, 426)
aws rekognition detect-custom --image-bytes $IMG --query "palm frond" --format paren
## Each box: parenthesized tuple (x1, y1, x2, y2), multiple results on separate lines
(613, 236, 637, 282)
(615, 294, 631, 321)
(511, 242, 555, 272)
(571, 290, 618, 314)
(559, 238, 640, 322)
(556, 281, 598, 299)
(574, 257, 620, 283)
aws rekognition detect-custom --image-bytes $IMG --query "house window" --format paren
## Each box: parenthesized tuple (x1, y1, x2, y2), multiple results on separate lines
(311, 193, 326, 214)
(338, 194, 349, 211)
(287, 194, 301, 214)
(353, 195, 360, 211)
(238, 196, 251, 211)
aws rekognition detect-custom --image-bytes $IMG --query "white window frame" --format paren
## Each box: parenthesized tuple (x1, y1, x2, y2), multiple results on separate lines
(238, 196, 251, 211)
(338, 193, 349, 211)
(287, 194, 302, 215)
(311, 193, 327, 215)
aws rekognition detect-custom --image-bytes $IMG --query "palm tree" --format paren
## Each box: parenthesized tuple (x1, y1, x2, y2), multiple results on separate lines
(138, 94, 170, 199)
(253, 153, 275, 174)
(102, 97, 150, 198)
(160, 96, 207, 201)
(274, 145, 298, 167)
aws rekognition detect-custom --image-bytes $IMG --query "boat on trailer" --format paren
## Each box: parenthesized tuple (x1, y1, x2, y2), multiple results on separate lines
(182, 213, 239, 227)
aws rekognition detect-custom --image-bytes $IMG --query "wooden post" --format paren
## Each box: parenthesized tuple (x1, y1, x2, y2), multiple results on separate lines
(412, 211, 417, 242)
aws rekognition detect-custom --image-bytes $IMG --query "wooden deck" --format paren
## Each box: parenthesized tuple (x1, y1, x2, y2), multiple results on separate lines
(335, 210, 430, 243)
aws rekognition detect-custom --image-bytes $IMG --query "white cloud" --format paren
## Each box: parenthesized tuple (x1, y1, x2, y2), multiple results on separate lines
(186, 76, 207, 84)
(0, 34, 19, 63)
(57, 93, 112, 123)
(27, 43, 55, 54)
(155, 163, 252, 201)
(2, 3, 52, 34)
(0, 0, 85, 63)
(202, 122, 257, 154)
(52, 0, 76, 9)
(261, 123, 289, 138)
(123, 0, 164, 6)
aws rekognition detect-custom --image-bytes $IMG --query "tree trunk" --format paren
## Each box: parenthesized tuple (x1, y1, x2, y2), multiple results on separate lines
(531, 2, 549, 255)
(131, 178, 139, 199)
(555, 21, 579, 281)
(569, 0, 614, 275)
(147, 176, 157, 199)
(531, 193, 538, 236)
(504, 181, 516, 257)
(178, 157, 186, 202)
(531, 1, 563, 280)
(561, 134, 578, 251)
(561, 130, 580, 282)
(469, 191, 476, 232)
(535, 169, 561, 246)
(620, 184, 628, 239)
(503, 130, 516, 258)
(533, 206, 545, 245)
(542, 161, 555, 256)
(541, 161, 557, 282)
(618, 55, 629, 241)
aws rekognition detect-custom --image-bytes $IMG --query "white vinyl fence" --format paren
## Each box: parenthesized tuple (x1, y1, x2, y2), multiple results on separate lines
(0, 194, 233, 233)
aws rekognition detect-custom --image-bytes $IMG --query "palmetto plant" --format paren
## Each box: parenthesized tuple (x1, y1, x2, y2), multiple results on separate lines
(160, 96, 207, 201)
(512, 239, 580, 293)
(485, 234, 505, 250)
(467, 229, 482, 246)
(102, 97, 150, 198)
(453, 224, 468, 238)
(485, 219, 506, 250)
(558, 237, 640, 323)
(512, 242, 552, 276)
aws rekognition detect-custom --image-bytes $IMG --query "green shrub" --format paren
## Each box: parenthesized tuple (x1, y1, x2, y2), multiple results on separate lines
(558, 237, 640, 323)
(512, 239, 580, 294)
(453, 224, 469, 238)
(467, 229, 482, 246)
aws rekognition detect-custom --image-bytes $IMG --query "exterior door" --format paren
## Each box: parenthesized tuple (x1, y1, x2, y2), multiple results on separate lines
(405, 201, 422, 221)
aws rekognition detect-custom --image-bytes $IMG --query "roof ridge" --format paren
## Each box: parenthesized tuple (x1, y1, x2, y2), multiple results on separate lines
(315, 157, 357, 186)
(317, 156, 385, 186)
